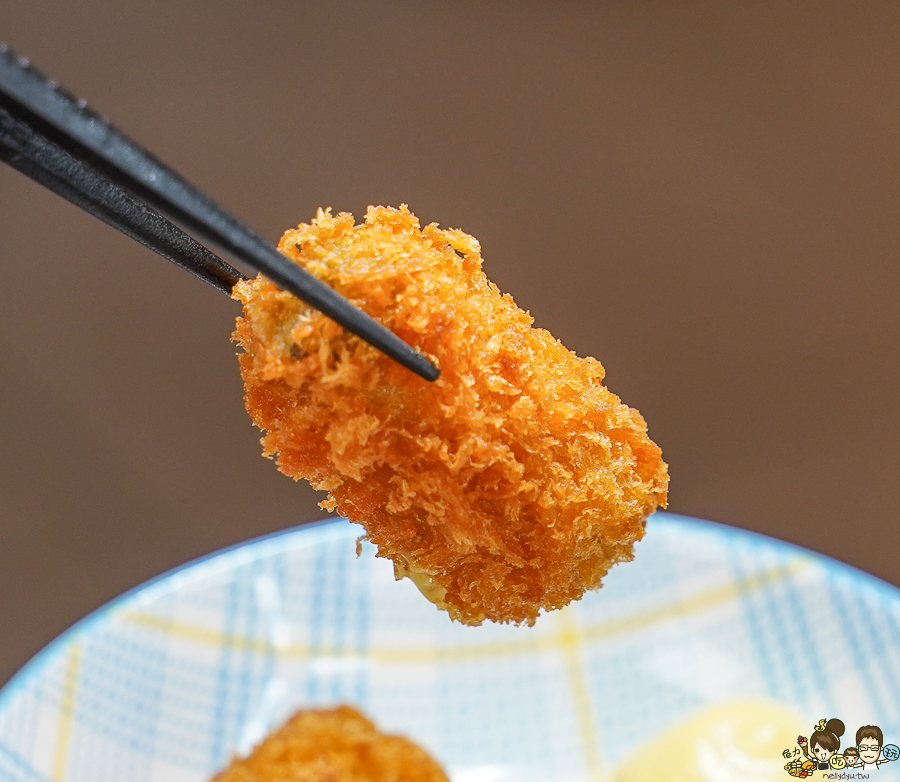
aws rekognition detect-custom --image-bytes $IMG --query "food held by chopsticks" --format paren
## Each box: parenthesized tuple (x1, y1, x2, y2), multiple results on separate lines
(233, 205, 668, 625)
(211, 705, 448, 782)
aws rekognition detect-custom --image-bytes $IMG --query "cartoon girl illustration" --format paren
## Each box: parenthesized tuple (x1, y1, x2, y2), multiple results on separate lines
(798, 719, 845, 772)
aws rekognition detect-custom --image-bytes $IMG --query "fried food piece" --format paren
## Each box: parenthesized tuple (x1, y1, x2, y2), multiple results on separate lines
(233, 205, 668, 625)
(211, 705, 448, 782)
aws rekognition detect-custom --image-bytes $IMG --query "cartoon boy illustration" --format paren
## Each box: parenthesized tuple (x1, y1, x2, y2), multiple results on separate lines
(842, 746, 860, 767)
(799, 719, 845, 771)
(853, 725, 897, 771)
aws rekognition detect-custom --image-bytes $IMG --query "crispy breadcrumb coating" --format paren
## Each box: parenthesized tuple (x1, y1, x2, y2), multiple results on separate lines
(233, 205, 668, 625)
(211, 706, 448, 782)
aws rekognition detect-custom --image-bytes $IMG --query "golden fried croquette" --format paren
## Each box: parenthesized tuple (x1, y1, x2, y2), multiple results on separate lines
(233, 205, 668, 625)
(211, 705, 448, 782)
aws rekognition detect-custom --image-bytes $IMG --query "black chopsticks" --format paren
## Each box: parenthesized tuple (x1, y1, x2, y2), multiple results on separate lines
(0, 100, 244, 295)
(0, 44, 439, 382)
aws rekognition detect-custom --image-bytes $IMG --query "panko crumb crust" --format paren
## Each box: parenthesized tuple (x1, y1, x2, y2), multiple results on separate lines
(211, 706, 448, 782)
(233, 205, 668, 625)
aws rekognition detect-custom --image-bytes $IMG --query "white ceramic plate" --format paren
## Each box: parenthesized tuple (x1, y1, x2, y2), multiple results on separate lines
(1, 512, 899, 781)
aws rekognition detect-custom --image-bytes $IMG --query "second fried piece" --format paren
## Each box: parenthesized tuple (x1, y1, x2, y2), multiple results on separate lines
(211, 705, 448, 782)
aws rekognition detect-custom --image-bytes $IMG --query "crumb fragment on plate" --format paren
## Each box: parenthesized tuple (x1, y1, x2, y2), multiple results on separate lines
(233, 205, 668, 625)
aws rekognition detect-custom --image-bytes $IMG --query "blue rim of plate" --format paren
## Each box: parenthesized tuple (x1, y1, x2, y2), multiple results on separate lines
(1, 511, 897, 718)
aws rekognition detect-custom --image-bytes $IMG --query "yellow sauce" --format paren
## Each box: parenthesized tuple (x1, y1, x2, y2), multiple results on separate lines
(394, 561, 449, 609)
(613, 699, 803, 782)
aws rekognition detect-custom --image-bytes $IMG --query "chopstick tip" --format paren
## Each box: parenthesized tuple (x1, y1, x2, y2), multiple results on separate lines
(419, 357, 440, 382)
(398, 348, 440, 382)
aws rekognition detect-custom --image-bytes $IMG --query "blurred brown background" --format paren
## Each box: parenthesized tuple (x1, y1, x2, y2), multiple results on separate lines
(2, 1, 899, 685)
